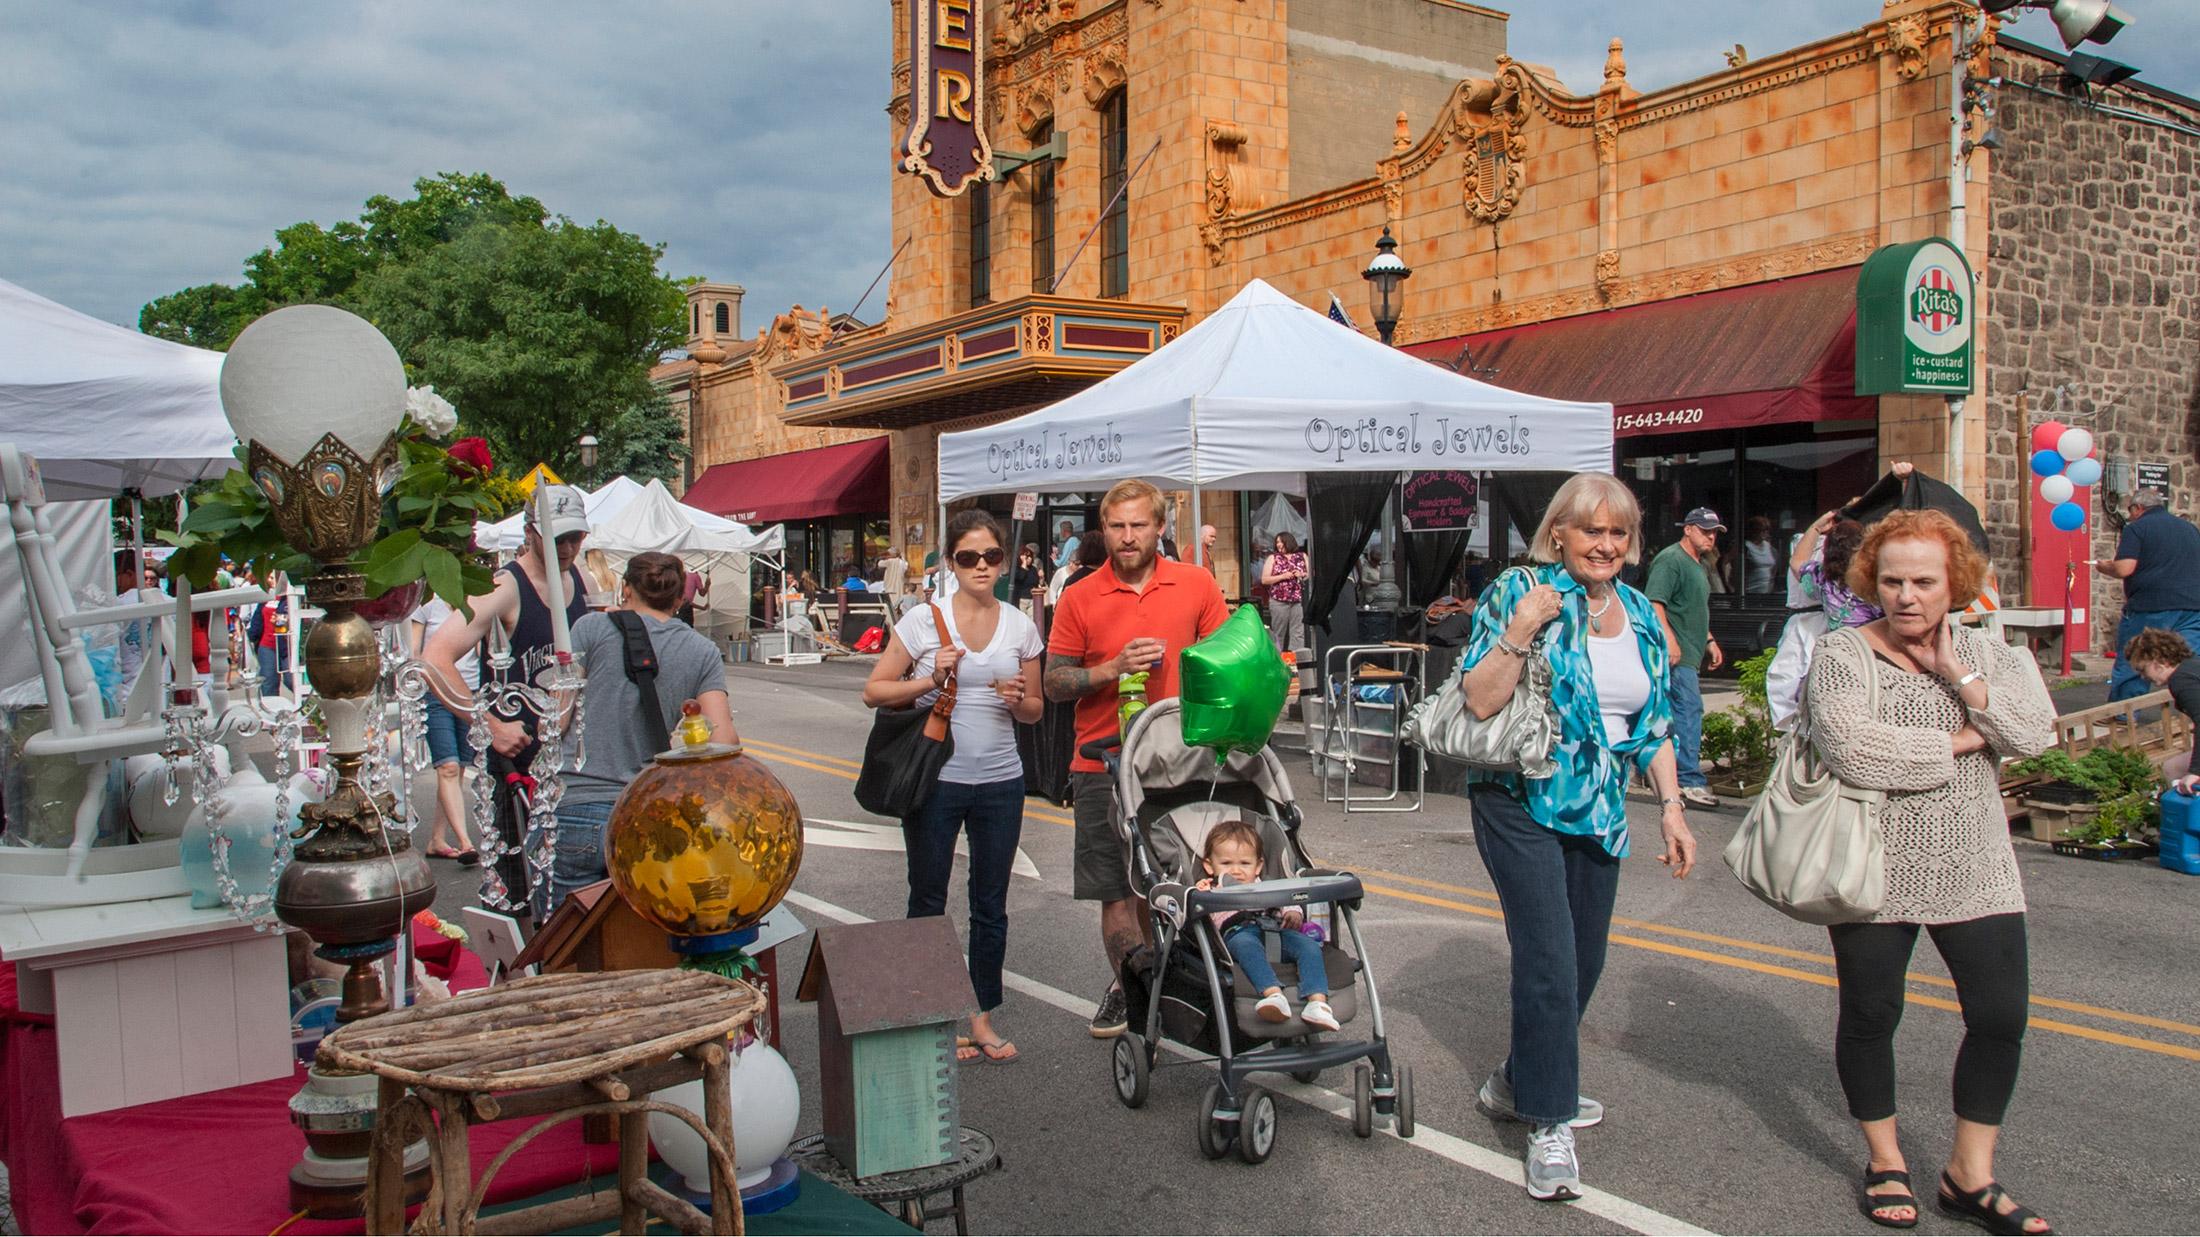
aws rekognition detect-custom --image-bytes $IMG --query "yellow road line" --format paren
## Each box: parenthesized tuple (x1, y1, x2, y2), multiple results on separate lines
(742, 738, 862, 770)
(744, 733, 2200, 1059)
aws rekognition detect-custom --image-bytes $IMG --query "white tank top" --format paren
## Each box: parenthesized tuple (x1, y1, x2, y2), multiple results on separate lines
(1586, 629, 1650, 745)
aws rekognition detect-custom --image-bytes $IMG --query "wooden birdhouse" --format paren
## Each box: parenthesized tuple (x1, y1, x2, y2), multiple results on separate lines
(795, 916, 977, 1178)
(511, 880, 678, 975)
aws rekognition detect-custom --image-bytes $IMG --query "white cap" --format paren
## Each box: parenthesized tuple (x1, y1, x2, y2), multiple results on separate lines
(528, 484, 590, 540)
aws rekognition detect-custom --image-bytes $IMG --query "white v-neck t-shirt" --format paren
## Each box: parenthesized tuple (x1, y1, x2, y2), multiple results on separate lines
(893, 601, 1045, 785)
(1586, 628, 1651, 745)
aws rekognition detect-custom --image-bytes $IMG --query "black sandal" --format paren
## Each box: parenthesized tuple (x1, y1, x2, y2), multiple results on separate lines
(1860, 1168, 1920, 1229)
(1938, 1172, 2053, 1236)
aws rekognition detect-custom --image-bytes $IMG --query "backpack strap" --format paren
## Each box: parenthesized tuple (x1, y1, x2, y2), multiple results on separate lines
(609, 610, 670, 753)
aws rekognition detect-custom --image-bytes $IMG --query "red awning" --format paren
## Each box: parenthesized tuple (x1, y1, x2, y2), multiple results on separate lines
(683, 437, 891, 524)
(1407, 267, 1876, 438)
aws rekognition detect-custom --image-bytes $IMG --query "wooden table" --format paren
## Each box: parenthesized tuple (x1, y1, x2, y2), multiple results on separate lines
(318, 969, 765, 1235)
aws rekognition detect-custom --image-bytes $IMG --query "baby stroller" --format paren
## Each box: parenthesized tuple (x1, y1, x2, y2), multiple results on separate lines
(1090, 699, 1414, 1163)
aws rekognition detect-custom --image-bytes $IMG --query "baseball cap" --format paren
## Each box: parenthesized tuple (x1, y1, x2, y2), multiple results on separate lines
(1682, 507, 1727, 532)
(526, 484, 591, 540)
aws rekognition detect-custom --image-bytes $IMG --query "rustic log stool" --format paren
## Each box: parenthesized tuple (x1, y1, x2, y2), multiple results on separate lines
(788, 1127, 1001, 1235)
(318, 969, 764, 1235)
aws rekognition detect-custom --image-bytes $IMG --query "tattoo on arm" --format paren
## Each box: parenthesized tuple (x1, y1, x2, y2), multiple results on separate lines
(1043, 652, 1100, 702)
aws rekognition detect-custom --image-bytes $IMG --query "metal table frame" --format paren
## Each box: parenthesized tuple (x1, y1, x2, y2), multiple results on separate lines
(1312, 643, 1425, 813)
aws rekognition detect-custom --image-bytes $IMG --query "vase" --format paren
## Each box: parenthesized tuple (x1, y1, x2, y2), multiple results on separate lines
(649, 1039, 801, 1196)
(180, 762, 319, 910)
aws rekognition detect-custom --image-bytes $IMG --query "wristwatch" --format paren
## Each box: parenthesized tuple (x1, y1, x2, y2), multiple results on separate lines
(1954, 668, 1984, 690)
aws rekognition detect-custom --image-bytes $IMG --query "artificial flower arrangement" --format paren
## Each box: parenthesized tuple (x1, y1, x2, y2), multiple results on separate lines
(163, 386, 510, 612)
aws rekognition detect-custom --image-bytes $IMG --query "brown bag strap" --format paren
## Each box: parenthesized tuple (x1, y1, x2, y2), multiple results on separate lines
(925, 603, 959, 728)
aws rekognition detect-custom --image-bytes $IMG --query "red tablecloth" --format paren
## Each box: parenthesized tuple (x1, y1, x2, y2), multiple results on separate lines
(2, 924, 611, 1236)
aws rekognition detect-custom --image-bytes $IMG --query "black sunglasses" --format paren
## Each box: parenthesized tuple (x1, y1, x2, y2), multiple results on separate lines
(951, 548, 1007, 568)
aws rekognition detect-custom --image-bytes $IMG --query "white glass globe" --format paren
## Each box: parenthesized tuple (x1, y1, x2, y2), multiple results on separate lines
(650, 1040, 801, 1193)
(2040, 474, 2075, 505)
(219, 305, 408, 465)
(2056, 427, 2095, 463)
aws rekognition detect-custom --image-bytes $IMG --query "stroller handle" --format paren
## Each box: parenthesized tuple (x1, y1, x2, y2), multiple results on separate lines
(1079, 735, 1122, 766)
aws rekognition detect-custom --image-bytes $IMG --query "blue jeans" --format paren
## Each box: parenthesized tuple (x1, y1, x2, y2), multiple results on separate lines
(1223, 921, 1329, 999)
(2109, 608, 2200, 700)
(548, 799, 614, 918)
(423, 697, 474, 767)
(1670, 664, 1707, 788)
(1471, 787, 1622, 1127)
(905, 776, 1025, 1011)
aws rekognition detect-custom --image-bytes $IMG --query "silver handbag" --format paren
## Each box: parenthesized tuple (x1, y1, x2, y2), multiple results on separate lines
(1401, 570, 1560, 777)
(1722, 633, 1887, 925)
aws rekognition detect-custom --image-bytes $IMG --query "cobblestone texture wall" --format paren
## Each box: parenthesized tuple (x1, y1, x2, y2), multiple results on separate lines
(1984, 44, 2200, 643)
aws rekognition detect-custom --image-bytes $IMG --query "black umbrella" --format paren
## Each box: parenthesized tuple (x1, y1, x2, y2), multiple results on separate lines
(1841, 467, 1989, 555)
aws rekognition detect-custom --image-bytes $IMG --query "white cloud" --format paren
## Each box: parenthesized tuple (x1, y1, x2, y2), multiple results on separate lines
(2, 1, 2190, 331)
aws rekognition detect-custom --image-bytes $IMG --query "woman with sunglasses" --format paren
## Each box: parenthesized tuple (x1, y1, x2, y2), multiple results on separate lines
(864, 509, 1046, 1063)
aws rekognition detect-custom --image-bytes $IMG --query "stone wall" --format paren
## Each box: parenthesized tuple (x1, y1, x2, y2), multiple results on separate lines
(1285, 0, 1504, 198)
(1983, 41, 2200, 641)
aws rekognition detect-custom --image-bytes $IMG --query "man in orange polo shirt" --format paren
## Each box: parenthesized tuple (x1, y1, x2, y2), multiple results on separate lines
(1045, 478, 1229, 1037)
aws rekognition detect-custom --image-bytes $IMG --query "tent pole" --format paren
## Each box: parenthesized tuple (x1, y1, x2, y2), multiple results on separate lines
(1189, 486, 1202, 569)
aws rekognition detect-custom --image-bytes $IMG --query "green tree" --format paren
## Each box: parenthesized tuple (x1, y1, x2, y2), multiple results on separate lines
(139, 282, 252, 348)
(593, 397, 692, 485)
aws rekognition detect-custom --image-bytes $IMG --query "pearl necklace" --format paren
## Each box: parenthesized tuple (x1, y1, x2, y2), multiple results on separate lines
(1586, 589, 1615, 622)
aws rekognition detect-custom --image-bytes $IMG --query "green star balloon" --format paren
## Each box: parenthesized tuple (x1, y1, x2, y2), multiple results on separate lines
(1179, 604, 1292, 757)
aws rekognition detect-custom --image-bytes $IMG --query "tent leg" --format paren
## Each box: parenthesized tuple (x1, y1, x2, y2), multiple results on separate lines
(1190, 487, 1201, 567)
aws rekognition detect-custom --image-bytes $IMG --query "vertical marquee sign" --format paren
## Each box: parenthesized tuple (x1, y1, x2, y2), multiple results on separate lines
(902, 0, 995, 197)
(1854, 237, 1975, 395)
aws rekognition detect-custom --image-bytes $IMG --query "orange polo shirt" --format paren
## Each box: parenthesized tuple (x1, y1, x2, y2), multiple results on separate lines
(1049, 555, 1230, 773)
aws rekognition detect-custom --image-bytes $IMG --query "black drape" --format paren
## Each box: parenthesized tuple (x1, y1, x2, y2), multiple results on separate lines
(1843, 468, 1989, 553)
(1494, 471, 1571, 557)
(1307, 475, 1393, 631)
(1404, 530, 1472, 608)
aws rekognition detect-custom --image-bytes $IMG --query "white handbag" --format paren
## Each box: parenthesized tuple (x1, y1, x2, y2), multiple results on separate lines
(1722, 634, 1887, 925)
(1401, 569, 1560, 778)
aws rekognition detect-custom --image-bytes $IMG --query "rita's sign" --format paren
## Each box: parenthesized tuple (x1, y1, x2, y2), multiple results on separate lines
(1855, 238, 1975, 395)
(901, 0, 994, 197)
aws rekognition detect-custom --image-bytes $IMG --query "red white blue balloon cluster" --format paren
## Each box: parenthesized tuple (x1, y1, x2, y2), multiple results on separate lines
(2029, 421, 2100, 533)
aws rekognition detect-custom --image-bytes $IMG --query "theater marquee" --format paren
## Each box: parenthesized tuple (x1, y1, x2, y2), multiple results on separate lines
(901, 0, 994, 198)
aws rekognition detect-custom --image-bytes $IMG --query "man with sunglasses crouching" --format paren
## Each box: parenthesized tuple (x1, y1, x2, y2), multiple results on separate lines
(1044, 478, 1229, 1038)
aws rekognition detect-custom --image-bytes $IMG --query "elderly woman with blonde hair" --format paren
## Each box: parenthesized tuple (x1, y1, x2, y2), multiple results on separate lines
(1456, 472, 1698, 1202)
(1804, 509, 2056, 1234)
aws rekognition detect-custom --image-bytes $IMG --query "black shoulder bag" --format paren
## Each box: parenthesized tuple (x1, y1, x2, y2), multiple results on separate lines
(854, 604, 959, 820)
(608, 610, 671, 753)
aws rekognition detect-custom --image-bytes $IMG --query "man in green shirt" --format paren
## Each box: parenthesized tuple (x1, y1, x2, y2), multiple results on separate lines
(1646, 507, 1726, 807)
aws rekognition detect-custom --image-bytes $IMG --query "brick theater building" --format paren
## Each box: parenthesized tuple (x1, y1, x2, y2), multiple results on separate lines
(663, 0, 2196, 653)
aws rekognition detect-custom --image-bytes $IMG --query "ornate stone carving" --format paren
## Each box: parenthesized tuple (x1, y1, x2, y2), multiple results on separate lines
(1205, 122, 1249, 221)
(1014, 83, 1054, 135)
(1458, 58, 1529, 225)
(1022, 312, 1055, 355)
(1888, 15, 1928, 81)
(1595, 249, 1621, 296)
(1603, 38, 1627, 83)
(1967, 14, 2001, 81)
(1084, 39, 1127, 104)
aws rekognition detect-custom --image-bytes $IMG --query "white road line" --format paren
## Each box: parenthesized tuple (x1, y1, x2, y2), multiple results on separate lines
(782, 889, 1715, 1237)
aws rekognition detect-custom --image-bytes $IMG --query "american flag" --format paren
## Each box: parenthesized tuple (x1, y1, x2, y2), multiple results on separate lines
(1327, 292, 1355, 329)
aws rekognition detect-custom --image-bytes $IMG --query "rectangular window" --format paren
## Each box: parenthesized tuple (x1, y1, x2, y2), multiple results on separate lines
(1029, 123, 1056, 294)
(1099, 92, 1129, 298)
(969, 180, 991, 308)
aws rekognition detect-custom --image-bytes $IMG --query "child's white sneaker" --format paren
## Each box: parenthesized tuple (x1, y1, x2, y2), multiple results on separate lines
(1299, 998, 1340, 1031)
(1255, 992, 1291, 1022)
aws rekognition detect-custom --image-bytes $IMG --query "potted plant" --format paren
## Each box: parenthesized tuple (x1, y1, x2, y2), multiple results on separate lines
(2007, 747, 2162, 850)
(1703, 649, 1777, 798)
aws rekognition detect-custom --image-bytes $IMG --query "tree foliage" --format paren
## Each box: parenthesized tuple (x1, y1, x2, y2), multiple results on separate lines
(594, 398, 692, 485)
(138, 172, 683, 478)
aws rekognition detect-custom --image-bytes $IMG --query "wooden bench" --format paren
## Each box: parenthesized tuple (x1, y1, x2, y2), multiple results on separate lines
(2050, 690, 2192, 761)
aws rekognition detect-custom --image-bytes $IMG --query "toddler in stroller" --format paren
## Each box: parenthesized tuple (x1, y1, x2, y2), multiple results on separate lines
(1196, 820, 1339, 1031)
(1097, 698, 1413, 1163)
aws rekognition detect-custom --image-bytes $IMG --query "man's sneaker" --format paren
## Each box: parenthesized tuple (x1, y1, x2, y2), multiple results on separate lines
(1680, 786, 1720, 808)
(1088, 984, 1128, 1038)
(1525, 1123, 1582, 1202)
(1478, 1066, 1604, 1128)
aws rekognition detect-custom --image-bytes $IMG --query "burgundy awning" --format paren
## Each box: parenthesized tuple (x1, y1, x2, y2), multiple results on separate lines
(1406, 267, 1875, 438)
(683, 437, 890, 524)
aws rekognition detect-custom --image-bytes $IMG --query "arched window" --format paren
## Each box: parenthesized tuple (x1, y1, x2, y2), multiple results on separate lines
(1029, 122, 1056, 294)
(714, 302, 730, 335)
(1099, 91, 1128, 298)
(692, 303, 700, 335)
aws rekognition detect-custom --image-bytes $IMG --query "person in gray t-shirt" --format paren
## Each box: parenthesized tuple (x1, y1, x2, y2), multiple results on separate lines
(549, 551, 736, 912)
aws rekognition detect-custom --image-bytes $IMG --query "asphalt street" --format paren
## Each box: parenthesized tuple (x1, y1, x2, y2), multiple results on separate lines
(425, 658, 2200, 1235)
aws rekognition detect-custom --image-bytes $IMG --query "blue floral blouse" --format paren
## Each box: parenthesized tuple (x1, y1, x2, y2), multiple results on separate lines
(1459, 565, 1674, 857)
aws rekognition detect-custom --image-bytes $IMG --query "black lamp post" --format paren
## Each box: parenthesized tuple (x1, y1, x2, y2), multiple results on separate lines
(1362, 225, 1411, 346)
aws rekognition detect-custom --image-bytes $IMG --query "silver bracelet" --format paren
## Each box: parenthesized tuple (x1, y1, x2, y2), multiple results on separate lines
(1660, 796, 1686, 810)
(1954, 668, 1984, 690)
(1496, 634, 1533, 658)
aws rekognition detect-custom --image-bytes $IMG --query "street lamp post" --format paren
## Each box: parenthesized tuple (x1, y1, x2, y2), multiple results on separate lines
(1362, 225, 1411, 346)
(578, 432, 599, 479)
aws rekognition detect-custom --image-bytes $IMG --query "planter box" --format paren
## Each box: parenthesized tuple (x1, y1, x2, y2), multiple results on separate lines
(2022, 797, 2102, 844)
(2050, 838, 2159, 862)
(1706, 771, 1768, 799)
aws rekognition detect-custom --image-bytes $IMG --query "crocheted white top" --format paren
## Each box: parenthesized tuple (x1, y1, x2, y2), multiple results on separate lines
(1805, 625, 2056, 925)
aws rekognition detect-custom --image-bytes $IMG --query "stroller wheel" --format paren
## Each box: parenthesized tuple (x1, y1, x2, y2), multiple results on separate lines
(1394, 1061, 1417, 1138)
(1196, 1083, 1236, 1160)
(1350, 1063, 1374, 1139)
(1235, 1088, 1278, 1165)
(1290, 1066, 1321, 1085)
(1112, 1033, 1151, 1109)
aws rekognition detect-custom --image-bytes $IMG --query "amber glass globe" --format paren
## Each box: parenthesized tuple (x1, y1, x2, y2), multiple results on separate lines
(604, 736, 803, 940)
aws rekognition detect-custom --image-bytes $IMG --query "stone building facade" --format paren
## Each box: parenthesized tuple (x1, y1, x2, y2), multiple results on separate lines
(1982, 38, 2200, 644)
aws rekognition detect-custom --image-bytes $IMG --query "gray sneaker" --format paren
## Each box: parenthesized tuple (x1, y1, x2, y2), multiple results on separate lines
(1478, 1066, 1604, 1128)
(1088, 983, 1128, 1038)
(1524, 1123, 1582, 1202)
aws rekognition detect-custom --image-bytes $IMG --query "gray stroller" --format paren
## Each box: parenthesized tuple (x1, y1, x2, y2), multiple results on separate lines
(1091, 699, 1414, 1162)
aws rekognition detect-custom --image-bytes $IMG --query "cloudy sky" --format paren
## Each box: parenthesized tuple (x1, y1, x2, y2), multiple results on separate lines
(4, 1, 2193, 335)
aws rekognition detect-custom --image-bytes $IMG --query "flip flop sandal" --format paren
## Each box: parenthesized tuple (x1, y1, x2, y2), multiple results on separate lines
(427, 847, 461, 859)
(456, 850, 480, 867)
(970, 1038, 1018, 1063)
(1938, 1173, 2053, 1236)
(1860, 1168, 1920, 1230)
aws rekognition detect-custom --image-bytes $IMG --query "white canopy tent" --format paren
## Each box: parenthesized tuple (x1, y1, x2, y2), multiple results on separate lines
(472, 474, 647, 553)
(0, 277, 236, 501)
(936, 278, 1614, 504)
(586, 478, 783, 558)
